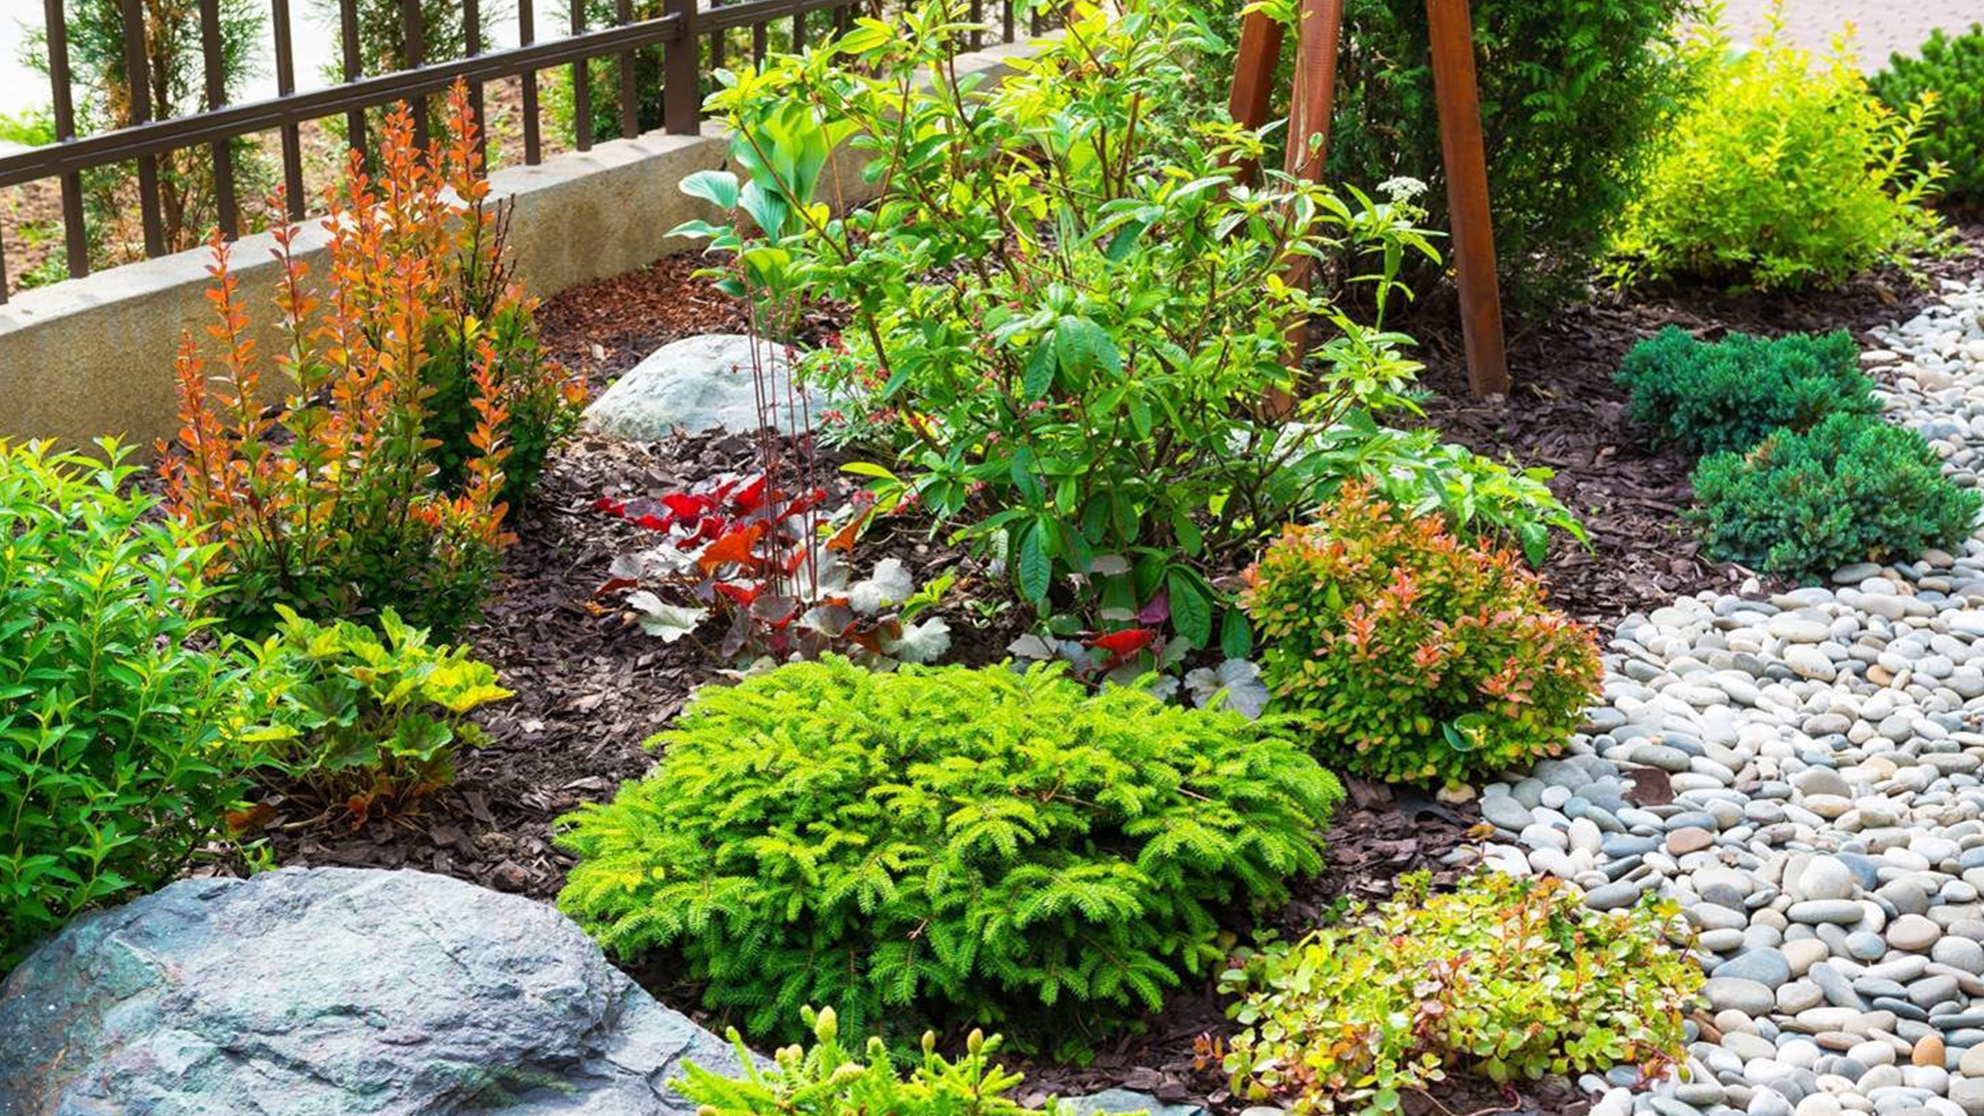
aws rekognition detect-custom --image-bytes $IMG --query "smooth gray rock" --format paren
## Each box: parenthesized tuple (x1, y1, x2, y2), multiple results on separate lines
(1705, 977, 1778, 1016)
(582, 333, 829, 439)
(0, 867, 756, 1116)
(1066, 1091, 1206, 1116)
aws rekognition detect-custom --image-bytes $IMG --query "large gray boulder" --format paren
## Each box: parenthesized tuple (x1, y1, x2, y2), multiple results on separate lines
(581, 333, 830, 440)
(0, 867, 753, 1116)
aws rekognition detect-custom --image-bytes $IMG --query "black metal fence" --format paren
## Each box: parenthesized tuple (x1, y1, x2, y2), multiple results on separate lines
(0, 0, 1038, 304)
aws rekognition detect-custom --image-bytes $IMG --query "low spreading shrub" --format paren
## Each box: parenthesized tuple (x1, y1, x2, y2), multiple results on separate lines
(1690, 412, 1981, 579)
(675, 0, 1582, 652)
(678, 1009, 1082, 1116)
(1872, 23, 1984, 207)
(239, 606, 511, 822)
(1609, 5, 1945, 290)
(1218, 873, 1701, 1116)
(1616, 326, 1881, 456)
(0, 441, 257, 969)
(162, 84, 581, 639)
(556, 656, 1342, 1052)
(1241, 484, 1601, 786)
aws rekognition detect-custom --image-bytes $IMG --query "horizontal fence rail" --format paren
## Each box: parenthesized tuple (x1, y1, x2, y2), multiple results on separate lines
(0, 0, 1037, 304)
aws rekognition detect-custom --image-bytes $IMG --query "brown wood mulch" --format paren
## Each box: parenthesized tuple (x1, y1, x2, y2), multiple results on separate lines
(1411, 221, 1984, 630)
(243, 226, 1983, 1116)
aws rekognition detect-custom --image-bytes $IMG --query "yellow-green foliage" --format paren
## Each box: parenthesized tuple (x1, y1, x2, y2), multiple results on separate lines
(1610, 4, 1945, 290)
(240, 606, 511, 809)
(1221, 873, 1702, 1116)
(556, 656, 1342, 1053)
(1241, 485, 1601, 787)
(676, 1009, 1091, 1116)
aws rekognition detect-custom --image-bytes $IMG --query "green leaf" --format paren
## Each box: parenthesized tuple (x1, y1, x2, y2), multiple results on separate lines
(1018, 524, 1052, 602)
(1219, 608, 1253, 660)
(679, 169, 741, 210)
(1167, 569, 1211, 647)
(1024, 335, 1057, 401)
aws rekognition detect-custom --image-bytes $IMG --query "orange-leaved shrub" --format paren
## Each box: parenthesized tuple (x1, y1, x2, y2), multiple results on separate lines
(161, 83, 578, 638)
(1240, 484, 1602, 786)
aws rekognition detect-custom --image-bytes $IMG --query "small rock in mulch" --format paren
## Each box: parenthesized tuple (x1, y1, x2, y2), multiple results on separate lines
(581, 333, 833, 440)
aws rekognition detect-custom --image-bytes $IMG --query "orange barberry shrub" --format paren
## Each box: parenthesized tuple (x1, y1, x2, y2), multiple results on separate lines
(159, 83, 566, 639)
(1240, 484, 1602, 786)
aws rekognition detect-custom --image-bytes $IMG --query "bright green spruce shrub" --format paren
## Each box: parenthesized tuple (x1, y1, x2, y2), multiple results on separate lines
(1690, 412, 1981, 579)
(674, 0, 1584, 651)
(556, 656, 1342, 1052)
(1873, 24, 1984, 207)
(240, 606, 511, 818)
(1241, 484, 1601, 787)
(1616, 326, 1881, 456)
(0, 441, 257, 969)
(1220, 873, 1701, 1116)
(1610, 7, 1946, 290)
(676, 1008, 1083, 1116)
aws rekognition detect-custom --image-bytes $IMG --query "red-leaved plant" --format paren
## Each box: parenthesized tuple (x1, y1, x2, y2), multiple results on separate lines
(592, 335, 948, 664)
(160, 82, 568, 638)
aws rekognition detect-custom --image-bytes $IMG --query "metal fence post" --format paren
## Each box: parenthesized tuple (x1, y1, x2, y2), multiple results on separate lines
(662, 0, 699, 135)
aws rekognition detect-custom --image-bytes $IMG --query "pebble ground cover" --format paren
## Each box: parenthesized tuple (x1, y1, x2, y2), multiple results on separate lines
(1471, 278, 1984, 1116)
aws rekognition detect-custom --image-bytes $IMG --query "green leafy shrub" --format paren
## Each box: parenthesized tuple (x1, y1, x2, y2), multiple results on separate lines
(677, 1008, 1086, 1116)
(0, 441, 257, 969)
(1241, 484, 1601, 786)
(241, 606, 511, 820)
(1690, 412, 1980, 579)
(1220, 873, 1701, 1116)
(0, 106, 55, 148)
(1300, 0, 1707, 308)
(556, 655, 1342, 1051)
(679, 0, 1581, 650)
(1872, 23, 1984, 207)
(1616, 326, 1881, 456)
(1610, 7, 1946, 290)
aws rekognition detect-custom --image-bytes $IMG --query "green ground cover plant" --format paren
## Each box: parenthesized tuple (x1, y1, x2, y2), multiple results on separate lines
(1220, 873, 1700, 1116)
(1241, 484, 1601, 786)
(676, 0, 1581, 652)
(239, 607, 511, 823)
(0, 441, 257, 970)
(1690, 412, 1981, 579)
(1610, 5, 1945, 290)
(556, 656, 1341, 1053)
(1872, 23, 1984, 207)
(677, 1009, 1083, 1116)
(1616, 327, 1881, 456)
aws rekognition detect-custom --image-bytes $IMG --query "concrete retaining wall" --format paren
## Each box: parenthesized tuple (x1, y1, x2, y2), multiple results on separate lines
(0, 36, 1039, 451)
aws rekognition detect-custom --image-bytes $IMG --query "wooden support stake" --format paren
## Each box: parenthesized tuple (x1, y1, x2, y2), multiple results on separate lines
(1425, 0, 1508, 396)
(1224, 0, 1510, 398)
(1226, 9, 1282, 180)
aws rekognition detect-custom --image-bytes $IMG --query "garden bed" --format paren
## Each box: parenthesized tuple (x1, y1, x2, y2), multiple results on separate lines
(231, 224, 1983, 1116)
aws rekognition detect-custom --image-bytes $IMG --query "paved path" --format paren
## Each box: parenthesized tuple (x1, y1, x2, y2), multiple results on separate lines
(1720, 0, 1983, 72)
